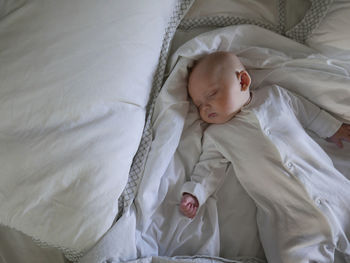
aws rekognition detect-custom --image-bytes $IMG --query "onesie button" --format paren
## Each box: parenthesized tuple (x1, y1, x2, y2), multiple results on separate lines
(266, 129, 271, 135)
(287, 162, 293, 169)
(316, 198, 322, 205)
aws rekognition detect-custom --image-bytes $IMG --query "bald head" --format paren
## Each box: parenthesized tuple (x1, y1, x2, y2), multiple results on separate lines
(189, 52, 245, 85)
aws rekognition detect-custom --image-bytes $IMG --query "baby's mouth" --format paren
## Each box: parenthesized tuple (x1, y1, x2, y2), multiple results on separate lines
(208, 113, 217, 118)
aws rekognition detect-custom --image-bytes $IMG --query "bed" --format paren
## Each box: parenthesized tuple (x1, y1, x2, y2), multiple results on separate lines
(0, 0, 349, 262)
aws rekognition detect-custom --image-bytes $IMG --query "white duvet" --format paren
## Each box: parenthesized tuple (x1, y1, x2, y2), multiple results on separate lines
(103, 25, 350, 263)
(0, 0, 182, 256)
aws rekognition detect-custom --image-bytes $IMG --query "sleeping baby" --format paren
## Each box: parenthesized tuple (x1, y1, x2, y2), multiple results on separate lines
(179, 51, 350, 262)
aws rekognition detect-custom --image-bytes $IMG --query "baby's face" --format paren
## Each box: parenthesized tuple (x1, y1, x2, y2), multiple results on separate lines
(188, 55, 250, 124)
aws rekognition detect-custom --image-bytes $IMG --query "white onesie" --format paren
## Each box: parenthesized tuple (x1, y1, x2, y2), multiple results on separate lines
(181, 85, 350, 263)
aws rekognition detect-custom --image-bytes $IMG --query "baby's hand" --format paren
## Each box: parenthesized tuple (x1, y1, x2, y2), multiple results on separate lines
(180, 193, 199, 219)
(327, 124, 350, 148)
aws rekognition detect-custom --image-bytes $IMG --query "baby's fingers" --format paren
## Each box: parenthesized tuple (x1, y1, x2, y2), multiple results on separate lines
(180, 202, 197, 218)
(185, 203, 197, 218)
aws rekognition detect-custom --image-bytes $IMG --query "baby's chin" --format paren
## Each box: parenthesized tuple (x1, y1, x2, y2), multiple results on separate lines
(202, 115, 233, 124)
(201, 110, 238, 124)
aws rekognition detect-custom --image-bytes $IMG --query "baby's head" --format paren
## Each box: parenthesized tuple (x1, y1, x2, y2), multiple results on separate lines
(188, 51, 251, 124)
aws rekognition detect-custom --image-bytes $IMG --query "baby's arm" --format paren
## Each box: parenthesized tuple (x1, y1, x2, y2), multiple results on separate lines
(326, 123, 350, 148)
(284, 88, 343, 143)
(179, 132, 229, 218)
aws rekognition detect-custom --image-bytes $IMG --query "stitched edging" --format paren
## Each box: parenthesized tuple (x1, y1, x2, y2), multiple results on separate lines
(117, 0, 195, 219)
(32, 238, 84, 262)
(0, 224, 84, 263)
(278, 0, 286, 34)
(285, 0, 334, 42)
(178, 16, 281, 34)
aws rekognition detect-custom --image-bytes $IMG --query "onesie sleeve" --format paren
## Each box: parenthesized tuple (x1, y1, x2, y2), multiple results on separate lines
(284, 88, 342, 138)
(180, 132, 230, 207)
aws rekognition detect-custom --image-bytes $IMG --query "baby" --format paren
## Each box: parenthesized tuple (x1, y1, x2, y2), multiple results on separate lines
(179, 51, 350, 261)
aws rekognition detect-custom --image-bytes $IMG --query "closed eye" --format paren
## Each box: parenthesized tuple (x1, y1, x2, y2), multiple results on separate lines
(208, 90, 217, 97)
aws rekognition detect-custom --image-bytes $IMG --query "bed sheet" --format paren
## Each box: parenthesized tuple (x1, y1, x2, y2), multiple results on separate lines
(80, 25, 350, 263)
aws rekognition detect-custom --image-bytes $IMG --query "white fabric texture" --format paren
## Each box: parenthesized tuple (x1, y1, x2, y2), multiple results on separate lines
(0, 0, 25, 19)
(306, 0, 350, 59)
(129, 25, 350, 262)
(181, 85, 349, 262)
(0, 0, 178, 253)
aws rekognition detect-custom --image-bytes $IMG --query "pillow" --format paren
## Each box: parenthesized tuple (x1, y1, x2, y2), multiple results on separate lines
(183, 0, 280, 32)
(185, 0, 279, 25)
(0, 0, 191, 259)
(182, 0, 312, 34)
(285, 0, 311, 30)
(306, 0, 350, 58)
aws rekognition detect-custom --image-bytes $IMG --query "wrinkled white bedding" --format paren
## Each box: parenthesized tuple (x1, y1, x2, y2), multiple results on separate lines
(0, 0, 181, 255)
(134, 25, 350, 262)
(2, 0, 348, 262)
(80, 24, 350, 263)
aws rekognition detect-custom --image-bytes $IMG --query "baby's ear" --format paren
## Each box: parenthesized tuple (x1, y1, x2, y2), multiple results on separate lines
(239, 71, 251, 91)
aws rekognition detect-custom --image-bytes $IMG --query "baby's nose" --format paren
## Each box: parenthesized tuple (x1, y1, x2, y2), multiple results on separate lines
(202, 103, 210, 110)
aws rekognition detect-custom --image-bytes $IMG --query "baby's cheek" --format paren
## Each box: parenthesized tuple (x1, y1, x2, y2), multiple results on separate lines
(199, 111, 206, 121)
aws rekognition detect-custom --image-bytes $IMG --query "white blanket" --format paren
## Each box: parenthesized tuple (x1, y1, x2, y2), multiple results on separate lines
(81, 25, 350, 263)
(0, 0, 185, 257)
